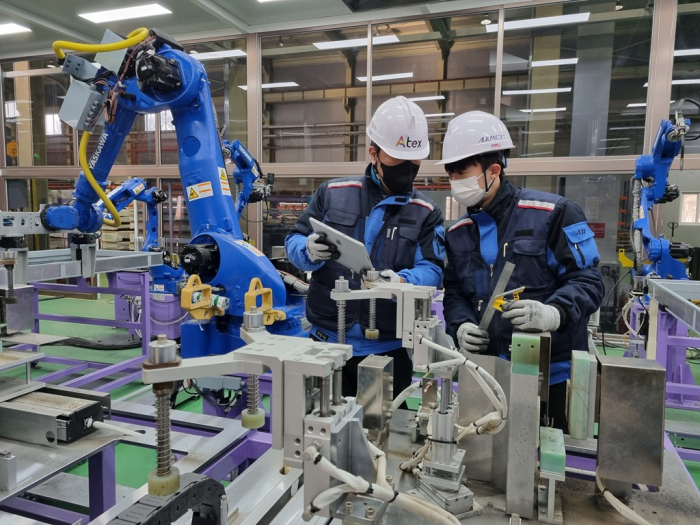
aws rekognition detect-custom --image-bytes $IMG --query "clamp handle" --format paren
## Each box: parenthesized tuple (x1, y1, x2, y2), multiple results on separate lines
(244, 278, 286, 326)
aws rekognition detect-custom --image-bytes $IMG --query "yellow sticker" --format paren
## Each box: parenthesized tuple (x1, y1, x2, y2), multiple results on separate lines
(236, 240, 265, 257)
(219, 167, 231, 196)
(134, 183, 145, 194)
(186, 181, 214, 201)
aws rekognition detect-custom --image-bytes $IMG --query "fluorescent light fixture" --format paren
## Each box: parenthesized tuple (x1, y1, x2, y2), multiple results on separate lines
(599, 146, 631, 150)
(357, 72, 413, 82)
(191, 50, 247, 61)
(521, 151, 553, 157)
(407, 95, 445, 102)
(609, 126, 644, 131)
(531, 58, 578, 67)
(675, 49, 700, 57)
(239, 82, 299, 90)
(0, 23, 31, 35)
(520, 107, 567, 113)
(79, 3, 171, 23)
(533, 141, 555, 145)
(600, 137, 630, 141)
(627, 103, 647, 107)
(313, 35, 398, 50)
(521, 130, 559, 135)
(644, 79, 700, 87)
(504, 88, 571, 95)
(486, 12, 590, 33)
(425, 112, 455, 117)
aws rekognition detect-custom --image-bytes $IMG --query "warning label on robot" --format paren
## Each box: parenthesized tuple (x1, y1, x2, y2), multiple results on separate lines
(187, 182, 213, 201)
(219, 167, 231, 196)
(236, 240, 265, 257)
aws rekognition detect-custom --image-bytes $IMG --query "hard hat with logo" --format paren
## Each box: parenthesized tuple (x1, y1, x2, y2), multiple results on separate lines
(367, 96, 430, 160)
(437, 111, 514, 165)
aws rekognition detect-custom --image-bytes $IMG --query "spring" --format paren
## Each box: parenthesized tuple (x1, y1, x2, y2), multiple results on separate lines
(155, 394, 171, 476)
(337, 300, 346, 344)
(6, 267, 14, 299)
(369, 298, 377, 330)
(248, 374, 259, 415)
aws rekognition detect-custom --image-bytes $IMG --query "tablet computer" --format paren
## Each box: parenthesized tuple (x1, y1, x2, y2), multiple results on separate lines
(310, 217, 373, 274)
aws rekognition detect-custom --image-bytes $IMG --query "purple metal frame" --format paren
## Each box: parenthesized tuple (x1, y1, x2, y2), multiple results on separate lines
(628, 302, 700, 411)
(27, 274, 152, 393)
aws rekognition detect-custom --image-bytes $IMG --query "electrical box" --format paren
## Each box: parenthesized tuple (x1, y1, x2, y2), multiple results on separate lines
(596, 355, 665, 487)
(59, 80, 107, 132)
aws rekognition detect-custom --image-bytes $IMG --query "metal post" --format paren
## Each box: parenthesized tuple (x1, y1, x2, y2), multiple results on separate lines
(493, 5, 505, 118)
(89, 445, 117, 520)
(332, 368, 343, 405)
(320, 376, 331, 417)
(335, 277, 349, 344)
(141, 271, 151, 354)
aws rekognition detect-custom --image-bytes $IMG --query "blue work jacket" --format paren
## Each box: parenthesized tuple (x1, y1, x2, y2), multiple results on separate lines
(443, 178, 604, 383)
(286, 165, 445, 356)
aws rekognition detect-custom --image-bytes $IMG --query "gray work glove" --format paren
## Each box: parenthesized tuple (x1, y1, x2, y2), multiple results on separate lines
(456, 322, 490, 354)
(501, 300, 560, 332)
(306, 232, 340, 262)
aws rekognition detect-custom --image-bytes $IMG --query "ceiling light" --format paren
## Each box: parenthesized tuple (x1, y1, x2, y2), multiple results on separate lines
(615, 0, 623, 11)
(192, 50, 247, 61)
(313, 35, 399, 50)
(503, 88, 571, 95)
(600, 146, 631, 150)
(239, 82, 299, 90)
(531, 58, 578, 67)
(425, 112, 455, 117)
(627, 103, 647, 107)
(47, 64, 57, 68)
(521, 129, 559, 134)
(407, 95, 445, 102)
(481, 15, 492, 26)
(644, 79, 700, 87)
(533, 142, 555, 145)
(0, 23, 31, 35)
(79, 4, 171, 23)
(486, 12, 590, 33)
(521, 151, 553, 157)
(600, 138, 630, 141)
(675, 49, 700, 57)
(520, 107, 567, 113)
(357, 72, 413, 82)
(609, 126, 645, 130)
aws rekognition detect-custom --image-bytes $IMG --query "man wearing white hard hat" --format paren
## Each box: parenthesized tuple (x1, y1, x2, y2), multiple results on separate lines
(285, 96, 445, 398)
(440, 111, 603, 431)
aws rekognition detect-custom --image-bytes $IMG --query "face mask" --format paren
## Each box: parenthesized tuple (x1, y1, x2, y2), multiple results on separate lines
(450, 173, 486, 208)
(377, 160, 420, 195)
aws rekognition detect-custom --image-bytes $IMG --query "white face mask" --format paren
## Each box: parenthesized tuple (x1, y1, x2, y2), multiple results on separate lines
(450, 173, 486, 208)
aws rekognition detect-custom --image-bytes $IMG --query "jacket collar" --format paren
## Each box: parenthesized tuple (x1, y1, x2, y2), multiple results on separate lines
(468, 175, 515, 219)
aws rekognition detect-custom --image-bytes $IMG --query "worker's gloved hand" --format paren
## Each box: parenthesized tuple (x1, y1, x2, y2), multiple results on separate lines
(501, 300, 560, 332)
(456, 322, 490, 354)
(379, 270, 404, 283)
(306, 232, 340, 262)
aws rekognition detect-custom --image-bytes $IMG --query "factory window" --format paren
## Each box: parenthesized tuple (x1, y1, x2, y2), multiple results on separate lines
(371, 13, 499, 161)
(500, 0, 652, 159)
(145, 111, 176, 133)
(670, 0, 700, 156)
(162, 39, 247, 164)
(681, 193, 700, 224)
(260, 27, 368, 163)
(2, 60, 75, 166)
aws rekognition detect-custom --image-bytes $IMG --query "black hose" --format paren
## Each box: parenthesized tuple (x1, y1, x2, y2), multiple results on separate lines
(46, 337, 141, 350)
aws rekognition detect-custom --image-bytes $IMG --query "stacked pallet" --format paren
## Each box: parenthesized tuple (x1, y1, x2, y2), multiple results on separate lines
(101, 206, 136, 251)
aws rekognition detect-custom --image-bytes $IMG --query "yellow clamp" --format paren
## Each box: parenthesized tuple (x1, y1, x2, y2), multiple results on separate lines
(180, 275, 226, 321)
(493, 286, 525, 312)
(618, 249, 634, 269)
(244, 278, 286, 326)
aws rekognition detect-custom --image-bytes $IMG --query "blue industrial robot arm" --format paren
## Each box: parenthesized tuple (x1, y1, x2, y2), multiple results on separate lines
(631, 104, 697, 279)
(223, 139, 273, 219)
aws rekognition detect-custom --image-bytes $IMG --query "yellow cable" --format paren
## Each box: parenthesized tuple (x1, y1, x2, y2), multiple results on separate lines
(79, 131, 120, 228)
(53, 27, 149, 60)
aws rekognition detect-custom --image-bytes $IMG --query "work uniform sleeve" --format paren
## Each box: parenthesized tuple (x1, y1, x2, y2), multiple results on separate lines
(442, 240, 479, 339)
(397, 207, 445, 287)
(285, 183, 328, 272)
(545, 199, 605, 329)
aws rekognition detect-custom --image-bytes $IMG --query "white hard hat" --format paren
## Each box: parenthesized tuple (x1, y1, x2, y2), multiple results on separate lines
(436, 111, 514, 166)
(367, 96, 430, 160)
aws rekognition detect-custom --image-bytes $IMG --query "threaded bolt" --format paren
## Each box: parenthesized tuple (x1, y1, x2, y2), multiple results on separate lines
(369, 298, 377, 330)
(365, 507, 375, 519)
(248, 374, 260, 415)
(344, 501, 353, 514)
(337, 300, 346, 345)
(155, 394, 171, 476)
(5, 267, 13, 300)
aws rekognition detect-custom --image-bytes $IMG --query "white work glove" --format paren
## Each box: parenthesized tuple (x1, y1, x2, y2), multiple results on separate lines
(306, 232, 339, 262)
(501, 300, 560, 332)
(456, 322, 490, 354)
(379, 270, 403, 283)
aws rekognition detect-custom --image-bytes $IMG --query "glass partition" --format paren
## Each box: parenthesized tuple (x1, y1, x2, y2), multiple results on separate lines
(2, 62, 74, 167)
(260, 27, 368, 163)
(501, 0, 652, 158)
(161, 38, 248, 164)
(371, 12, 499, 161)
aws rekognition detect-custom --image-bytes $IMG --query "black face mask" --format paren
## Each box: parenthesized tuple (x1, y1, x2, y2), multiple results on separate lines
(377, 160, 420, 195)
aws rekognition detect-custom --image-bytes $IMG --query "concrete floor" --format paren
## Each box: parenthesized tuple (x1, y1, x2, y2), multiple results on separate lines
(2, 292, 699, 492)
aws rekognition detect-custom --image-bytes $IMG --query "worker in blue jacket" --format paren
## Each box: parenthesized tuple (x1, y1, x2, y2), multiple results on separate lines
(439, 111, 604, 431)
(286, 96, 445, 398)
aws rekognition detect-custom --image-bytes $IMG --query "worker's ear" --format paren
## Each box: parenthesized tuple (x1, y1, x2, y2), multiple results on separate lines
(368, 145, 378, 165)
(488, 163, 502, 180)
